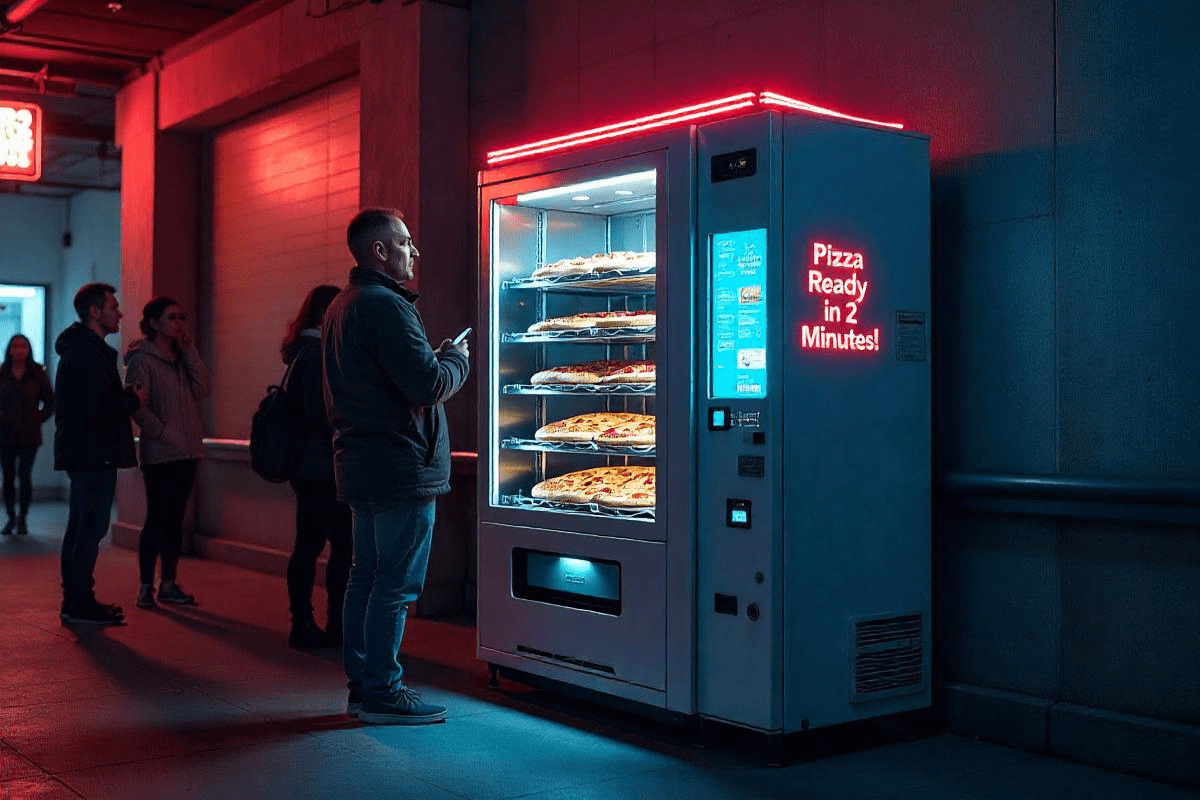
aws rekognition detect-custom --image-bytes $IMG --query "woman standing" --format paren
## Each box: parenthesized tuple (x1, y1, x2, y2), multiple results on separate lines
(281, 285, 352, 648)
(124, 297, 212, 607)
(0, 334, 55, 535)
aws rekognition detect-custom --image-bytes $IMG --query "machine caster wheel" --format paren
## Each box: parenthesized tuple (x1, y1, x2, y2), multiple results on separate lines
(764, 732, 785, 767)
(487, 663, 501, 690)
(689, 716, 711, 750)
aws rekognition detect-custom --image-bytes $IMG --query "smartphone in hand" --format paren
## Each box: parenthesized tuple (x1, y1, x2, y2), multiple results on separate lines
(452, 327, 472, 346)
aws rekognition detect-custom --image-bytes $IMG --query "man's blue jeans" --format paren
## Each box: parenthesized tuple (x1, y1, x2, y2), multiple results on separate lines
(343, 495, 435, 701)
(61, 468, 118, 611)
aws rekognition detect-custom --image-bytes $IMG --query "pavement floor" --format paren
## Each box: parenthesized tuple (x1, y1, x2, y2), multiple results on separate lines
(2, 501, 1198, 800)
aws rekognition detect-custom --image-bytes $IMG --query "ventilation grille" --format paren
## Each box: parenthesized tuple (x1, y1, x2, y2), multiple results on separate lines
(517, 644, 617, 676)
(850, 612, 926, 703)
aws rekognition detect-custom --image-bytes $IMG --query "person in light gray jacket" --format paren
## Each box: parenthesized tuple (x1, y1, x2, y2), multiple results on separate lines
(124, 296, 212, 609)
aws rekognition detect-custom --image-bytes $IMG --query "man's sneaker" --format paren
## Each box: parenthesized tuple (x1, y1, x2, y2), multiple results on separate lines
(63, 603, 125, 626)
(358, 685, 446, 725)
(157, 583, 195, 605)
(346, 687, 364, 718)
(136, 584, 157, 609)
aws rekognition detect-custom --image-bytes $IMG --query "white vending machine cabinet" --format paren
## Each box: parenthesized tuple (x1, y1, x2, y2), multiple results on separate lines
(478, 106, 931, 734)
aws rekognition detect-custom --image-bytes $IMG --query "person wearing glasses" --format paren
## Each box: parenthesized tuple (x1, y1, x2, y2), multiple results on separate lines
(124, 297, 212, 609)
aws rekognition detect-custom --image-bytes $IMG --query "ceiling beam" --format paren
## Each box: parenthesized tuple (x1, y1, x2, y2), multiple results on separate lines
(0, 56, 123, 88)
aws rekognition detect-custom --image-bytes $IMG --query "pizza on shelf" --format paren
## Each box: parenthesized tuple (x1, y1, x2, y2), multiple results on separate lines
(534, 412, 653, 443)
(527, 309, 656, 332)
(532, 251, 655, 279)
(531, 465, 656, 508)
(531, 359, 655, 385)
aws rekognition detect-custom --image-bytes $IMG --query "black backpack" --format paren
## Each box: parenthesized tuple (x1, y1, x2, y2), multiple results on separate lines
(249, 362, 303, 483)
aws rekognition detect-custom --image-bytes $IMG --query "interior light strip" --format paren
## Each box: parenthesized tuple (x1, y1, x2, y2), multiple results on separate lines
(486, 89, 904, 165)
(516, 170, 656, 203)
(758, 91, 904, 130)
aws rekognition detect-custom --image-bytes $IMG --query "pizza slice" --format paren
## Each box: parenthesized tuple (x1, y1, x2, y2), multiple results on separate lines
(534, 412, 646, 442)
(530, 360, 622, 385)
(527, 310, 656, 332)
(603, 467, 656, 508)
(531, 466, 650, 505)
(595, 416, 656, 447)
(596, 360, 656, 384)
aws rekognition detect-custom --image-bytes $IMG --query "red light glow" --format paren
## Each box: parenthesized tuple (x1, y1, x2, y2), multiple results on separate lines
(0, 100, 42, 182)
(758, 92, 904, 130)
(487, 93, 757, 165)
(486, 90, 903, 166)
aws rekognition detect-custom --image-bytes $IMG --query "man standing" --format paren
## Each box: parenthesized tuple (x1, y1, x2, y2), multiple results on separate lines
(55, 283, 148, 625)
(323, 208, 470, 725)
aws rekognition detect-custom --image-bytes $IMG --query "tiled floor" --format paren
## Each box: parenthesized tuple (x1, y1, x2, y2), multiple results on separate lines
(2, 502, 1197, 800)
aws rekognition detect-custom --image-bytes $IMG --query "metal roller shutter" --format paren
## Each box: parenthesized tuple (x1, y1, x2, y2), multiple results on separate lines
(208, 77, 359, 439)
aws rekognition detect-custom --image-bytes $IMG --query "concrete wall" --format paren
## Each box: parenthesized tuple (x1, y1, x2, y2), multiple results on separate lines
(0, 190, 121, 499)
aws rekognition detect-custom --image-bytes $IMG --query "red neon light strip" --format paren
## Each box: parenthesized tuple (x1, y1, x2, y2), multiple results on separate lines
(485, 89, 904, 165)
(758, 91, 903, 130)
(487, 98, 757, 164)
(488, 92, 756, 161)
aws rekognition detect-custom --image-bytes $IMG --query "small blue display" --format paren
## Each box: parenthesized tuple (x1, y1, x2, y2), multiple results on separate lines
(713, 409, 726, 427)
(731, 509, 748, 524)
(710, 229, 768, 399)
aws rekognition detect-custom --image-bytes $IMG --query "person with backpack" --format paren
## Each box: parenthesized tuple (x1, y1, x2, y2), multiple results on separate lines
(279, 285, 351, 649)
(124, 297, 211, 609)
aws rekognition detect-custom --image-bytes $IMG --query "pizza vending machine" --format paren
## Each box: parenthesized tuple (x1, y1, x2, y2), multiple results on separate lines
(478, 95, 932, 736)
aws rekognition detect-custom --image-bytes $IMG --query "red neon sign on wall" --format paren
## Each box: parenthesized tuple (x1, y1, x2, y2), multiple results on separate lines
(797, 241, 880, 354)
(0, 101, 42, 182)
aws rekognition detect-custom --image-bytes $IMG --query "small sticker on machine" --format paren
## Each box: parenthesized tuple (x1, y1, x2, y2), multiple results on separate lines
(896, 311, 926, 362)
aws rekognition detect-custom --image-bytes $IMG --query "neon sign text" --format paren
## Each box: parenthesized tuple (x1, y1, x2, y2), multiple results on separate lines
(0, 101, 41, 182)
(798, 241, 879, 354)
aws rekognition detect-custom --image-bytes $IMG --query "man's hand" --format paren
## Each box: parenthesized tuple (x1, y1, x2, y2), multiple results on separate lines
(130, 381, 150, 408)
(437, 339, 469, 359)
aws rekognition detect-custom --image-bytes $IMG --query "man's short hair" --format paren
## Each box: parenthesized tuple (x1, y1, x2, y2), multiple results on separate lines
(74, 282, 116, 321)
(346, 208, 404, 263)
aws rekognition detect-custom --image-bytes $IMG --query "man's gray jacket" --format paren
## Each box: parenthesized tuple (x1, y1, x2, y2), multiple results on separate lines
(322, 266, 470, 503)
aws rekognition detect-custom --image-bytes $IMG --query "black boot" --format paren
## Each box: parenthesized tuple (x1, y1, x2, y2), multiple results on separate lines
(288, 619, 327, 649)
(1, 518, 13, 535)
(16, 514, 28, 535)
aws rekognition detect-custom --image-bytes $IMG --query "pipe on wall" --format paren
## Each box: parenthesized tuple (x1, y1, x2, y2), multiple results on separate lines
(942, 471, 1200, 528)
(1, 0, 52, 29)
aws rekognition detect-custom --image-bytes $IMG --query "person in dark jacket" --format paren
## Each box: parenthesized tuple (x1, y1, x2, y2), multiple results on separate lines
(54, 283, 148, 625)
(125, 297, 212, 609)
(0, 333, 55, 535)
(281, 284, 351, 649)
(322, 208, 469, 725)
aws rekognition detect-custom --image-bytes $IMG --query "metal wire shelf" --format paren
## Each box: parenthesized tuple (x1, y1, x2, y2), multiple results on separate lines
(503, 268, 656, 295)
(503, 382, 656, 396)
(499, 494, 656, 519)
(501, 437, 656, 457)
(503, 327, 656, 344)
